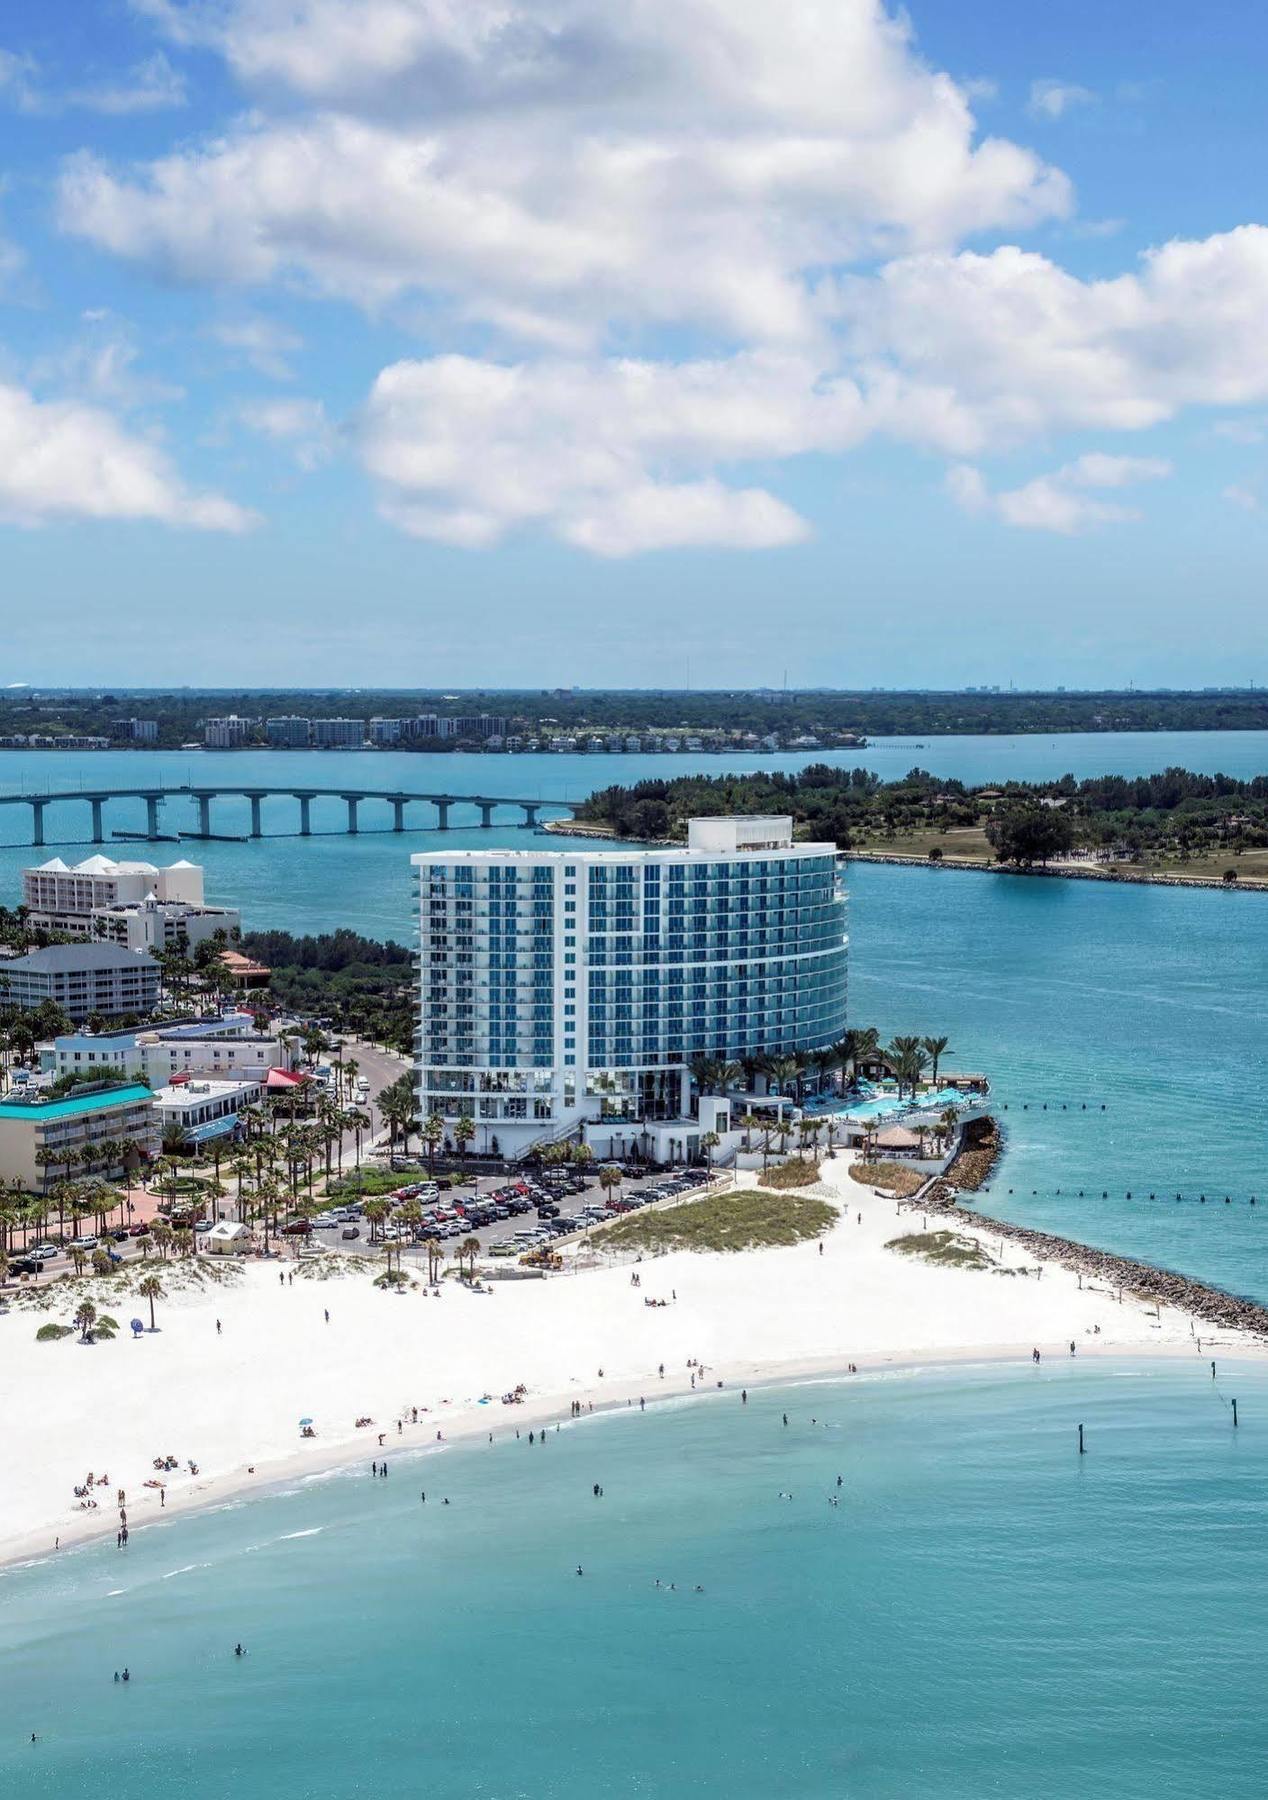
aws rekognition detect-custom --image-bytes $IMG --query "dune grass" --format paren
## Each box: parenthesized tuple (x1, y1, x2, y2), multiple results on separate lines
(849, 1160, 924, 1197)
(886, 1230, 993, 1271)
(599, 1187, 837, 1255)
(761, 1156, 821, 1190)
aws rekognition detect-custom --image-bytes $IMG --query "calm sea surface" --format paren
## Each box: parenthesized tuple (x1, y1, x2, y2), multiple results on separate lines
(3, 1365, 1268, 1799)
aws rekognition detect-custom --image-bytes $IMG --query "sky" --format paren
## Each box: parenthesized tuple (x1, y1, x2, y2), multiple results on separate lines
(1, 0, 1267, 690)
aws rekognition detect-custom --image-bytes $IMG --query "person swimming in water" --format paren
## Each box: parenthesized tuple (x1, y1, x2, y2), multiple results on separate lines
(234, 1644, 245, 1658)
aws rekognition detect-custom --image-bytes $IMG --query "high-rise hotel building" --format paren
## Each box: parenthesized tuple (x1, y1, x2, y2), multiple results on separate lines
(414, 816, 848, 1157)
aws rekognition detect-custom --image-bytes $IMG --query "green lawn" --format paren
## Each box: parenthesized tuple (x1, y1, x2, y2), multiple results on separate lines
(598, 1187, 837, 1254)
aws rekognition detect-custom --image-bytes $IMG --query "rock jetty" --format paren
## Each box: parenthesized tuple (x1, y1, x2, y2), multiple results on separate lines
(925, 1179, 1268, 1340)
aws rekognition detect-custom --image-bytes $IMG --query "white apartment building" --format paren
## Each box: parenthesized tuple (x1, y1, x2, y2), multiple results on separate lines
(47, 1018, 293, 1087)
(312, 718, 367, 748)
(22, 856, 239, 953)
(414, 817, 848, 1159)
(204, 715, 255, 748)
(265, 716, 312, 748)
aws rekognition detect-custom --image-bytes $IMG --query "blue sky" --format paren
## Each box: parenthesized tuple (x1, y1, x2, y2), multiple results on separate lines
(1, 0, 1266, 689)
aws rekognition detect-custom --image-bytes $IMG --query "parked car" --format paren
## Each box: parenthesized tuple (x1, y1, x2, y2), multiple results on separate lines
(341, 1227, 360, 1240)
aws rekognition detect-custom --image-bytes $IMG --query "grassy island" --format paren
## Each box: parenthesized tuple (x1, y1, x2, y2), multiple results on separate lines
(577, 765, 1268, 884)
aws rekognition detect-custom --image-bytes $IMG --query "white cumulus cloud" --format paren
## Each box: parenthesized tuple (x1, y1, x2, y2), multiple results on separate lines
(948, 452, 1171, 534)
(355, 352, 845, 552)
(0, 380, 256, 530)
(73, 1, 1071, 346)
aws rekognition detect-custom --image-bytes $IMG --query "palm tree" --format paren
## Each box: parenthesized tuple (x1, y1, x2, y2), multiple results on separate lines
(138, 1272, 163, 1330)
(921, 1036, 953, 1088)
(598, 1164, 623, 1209)
(458, 1235, 481, 1279)
(453, 1115, 476, 1159)
(362, 1197, 390, 1250)
(700, 1130, 721, 1173)
(886, 1037, 922, 1097)
(73, 1298, 98, 1341)
(422, 1112, 444, 1173)
(396, 1198, 423, 1259)
(767, 1055, 800, 1098)
(851, 1026, 880, 1068)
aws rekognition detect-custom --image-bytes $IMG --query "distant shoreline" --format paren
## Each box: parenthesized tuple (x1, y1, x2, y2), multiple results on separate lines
(542, 820, 1268, 891)
(843, 850, 1268, 892)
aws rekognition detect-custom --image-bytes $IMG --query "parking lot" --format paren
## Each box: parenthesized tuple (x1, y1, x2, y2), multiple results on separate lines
(307, 1163, 716, 1265)
(5, 1164, 719, 1280)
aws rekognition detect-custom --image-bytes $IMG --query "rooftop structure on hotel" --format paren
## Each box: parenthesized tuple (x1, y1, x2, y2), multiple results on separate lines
(22, 855, 239, 954)
(413, 816, 847, 1159)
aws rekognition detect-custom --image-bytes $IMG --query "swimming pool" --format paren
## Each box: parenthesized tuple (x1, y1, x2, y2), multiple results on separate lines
(806, 1085, 971, 1122)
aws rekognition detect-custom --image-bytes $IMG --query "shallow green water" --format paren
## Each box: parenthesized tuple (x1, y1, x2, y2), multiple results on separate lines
(2, 1364, 1266, 1799)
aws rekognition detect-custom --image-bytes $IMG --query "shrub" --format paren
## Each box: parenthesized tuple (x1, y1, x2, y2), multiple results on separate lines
(36, 1323, 73, 1342)
(848, 1160, 924, 1197)
(762, 1157, 821, 1190)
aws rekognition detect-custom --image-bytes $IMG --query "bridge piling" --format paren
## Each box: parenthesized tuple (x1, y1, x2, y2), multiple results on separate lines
(296, 795, 312, 836)
(145, 796, 161, 840)
(392, 799, 406, 832)
(197, 795, 212, 836)
(248, 794, 264, 839)
(345, 796, 360, 835)
(436, 801, 451, 830)
(479, 802, 495, 829)
(30, 799, 46, 848)
(522, 804, 540, 828)
(90, 798, 104, 844)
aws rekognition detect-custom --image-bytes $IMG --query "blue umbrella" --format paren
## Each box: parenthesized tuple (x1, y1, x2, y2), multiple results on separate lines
(299, 1417, 314, 1427)
(130, 1318, 144, 1336)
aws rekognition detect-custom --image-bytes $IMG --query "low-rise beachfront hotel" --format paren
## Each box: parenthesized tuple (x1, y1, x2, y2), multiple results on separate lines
(413, 817, 848, 1159)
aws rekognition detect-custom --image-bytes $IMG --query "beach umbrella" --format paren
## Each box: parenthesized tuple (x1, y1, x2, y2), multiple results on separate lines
(130, 1318, 144, 1337)
(299, 1417, 314, 1427)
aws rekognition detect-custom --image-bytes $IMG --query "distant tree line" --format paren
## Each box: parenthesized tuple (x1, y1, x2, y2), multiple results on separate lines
(578, 764, 1268, 869)
(11, 687, 1268, 748)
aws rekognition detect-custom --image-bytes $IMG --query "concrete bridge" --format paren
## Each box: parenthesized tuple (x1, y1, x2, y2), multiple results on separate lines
(0, 785, 580, 846)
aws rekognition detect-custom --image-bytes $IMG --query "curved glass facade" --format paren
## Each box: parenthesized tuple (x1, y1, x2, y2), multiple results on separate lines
(414, 823, 848, 1152)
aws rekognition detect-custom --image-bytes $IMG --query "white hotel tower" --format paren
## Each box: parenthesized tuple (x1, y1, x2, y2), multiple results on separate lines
(413, 816, 848, 1160)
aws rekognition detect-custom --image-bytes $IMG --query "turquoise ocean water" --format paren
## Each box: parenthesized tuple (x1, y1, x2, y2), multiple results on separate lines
(3, 1365, 1268, 1799)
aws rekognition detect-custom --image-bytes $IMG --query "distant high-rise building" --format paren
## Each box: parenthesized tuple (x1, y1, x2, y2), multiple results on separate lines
(204, 715, 254, 749)
(312, 718, 367, 748)
(265, 716, 312, 748)
(115, 718, 158, 744)
(369, 717, 405, 745)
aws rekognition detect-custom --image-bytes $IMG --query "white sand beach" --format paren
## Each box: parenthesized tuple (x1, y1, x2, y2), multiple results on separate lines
(1, 1159, 1258, 1568)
